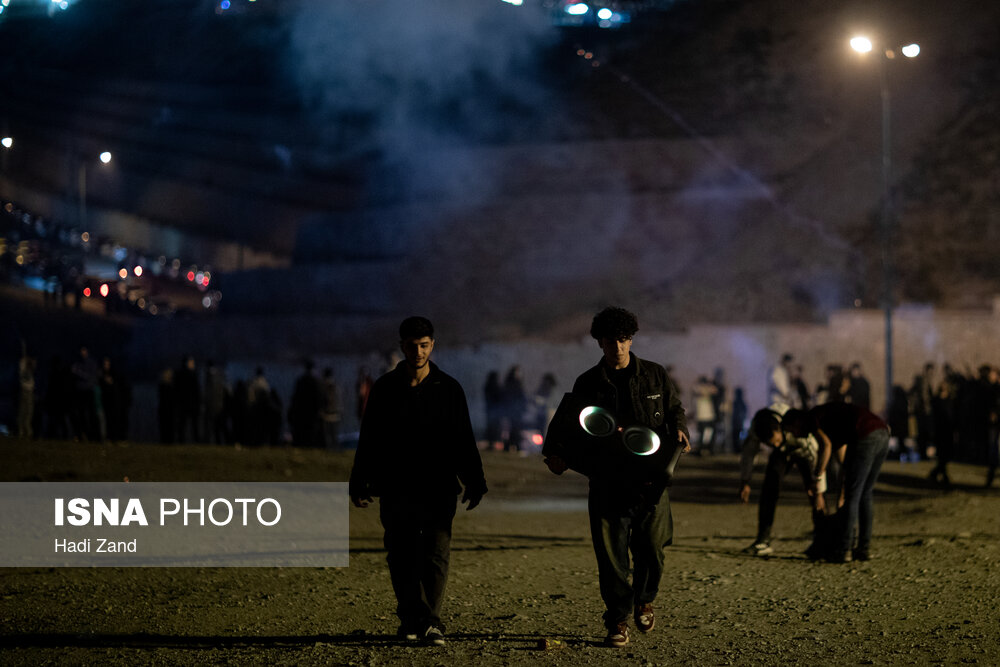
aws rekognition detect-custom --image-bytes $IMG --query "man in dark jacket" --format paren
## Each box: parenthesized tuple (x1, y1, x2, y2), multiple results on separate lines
(543, 307, 690, 648)
(349, 316, 487, 646)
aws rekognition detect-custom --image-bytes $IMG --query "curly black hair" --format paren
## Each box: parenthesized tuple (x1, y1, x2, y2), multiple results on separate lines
(590, 306, 639, 341)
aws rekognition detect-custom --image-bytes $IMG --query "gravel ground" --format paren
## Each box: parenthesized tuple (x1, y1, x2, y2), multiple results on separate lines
(2, 439, 999, 666)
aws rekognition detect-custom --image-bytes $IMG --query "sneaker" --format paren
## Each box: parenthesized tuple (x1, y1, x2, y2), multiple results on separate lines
(826, 551, 852, 564)
(634, 604, 655, 634)
(423, 625, 446, 646)
(742, 541, 773, 556)
(396, 624, 418, 641)
(605, 622, 629, 648)
(852, 549, 872, 562)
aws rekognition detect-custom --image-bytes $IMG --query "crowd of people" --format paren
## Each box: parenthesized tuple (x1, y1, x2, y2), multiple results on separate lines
(481, 366, 558, 452)
(13, 345, 132, 443)
(10, 349, 375, 450)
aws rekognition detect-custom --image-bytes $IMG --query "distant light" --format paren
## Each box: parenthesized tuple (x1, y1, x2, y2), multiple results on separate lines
(532, 433, 544, 446)
(99, 283, 109, 298)
(202, 296, 213, 308)
(171, 258, 181, 270)
(597, 7, 612, 20)
(501, 0, 523, 4)
(134, 265, 143, 277)
(1, 137, 11, 149)
(901, 43, 920, 58)
(99, 151, 112, 164)
(83, 287, 92, 297)
(565, 3, 589, 16)
(220, 0, 230, 9)
(81, 232, 90, 242)
(187, 271, 195, 282)
(850, 36, 873, 53)
(118, 268, 128, 279)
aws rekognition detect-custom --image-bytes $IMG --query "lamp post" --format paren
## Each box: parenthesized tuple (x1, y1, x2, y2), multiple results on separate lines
(78, 150, 112, 229)
(850, 35, 919, 410)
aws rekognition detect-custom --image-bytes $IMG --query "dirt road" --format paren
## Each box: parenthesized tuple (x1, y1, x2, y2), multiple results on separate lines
(2, 439, 998, 665)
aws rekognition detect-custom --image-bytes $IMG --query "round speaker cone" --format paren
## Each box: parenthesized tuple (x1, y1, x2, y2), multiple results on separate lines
(622, 426, 661, 456)
(579, 406, 617, 437)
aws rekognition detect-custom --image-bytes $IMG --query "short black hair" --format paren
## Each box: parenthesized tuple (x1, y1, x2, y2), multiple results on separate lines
(590, 307, 638, 341)
(399, 316, 434, 341)
(781, 408, 806, 435)
(751, 409, 782, 442)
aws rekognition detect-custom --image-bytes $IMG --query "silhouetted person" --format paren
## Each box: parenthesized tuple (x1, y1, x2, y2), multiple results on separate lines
(320, 367, 343, 449)
(44, 355, 72, 439)
(502, 365, 527, 452)
(70, 346, 99, 441)
(289, 359, 324, 448)
(158, 367, 176, 444)
(847, 363, 871, 410)
(203, 360, 231, 445)
(350, 316, 486, 646)
(173, 356, 201, 443)
(483, 370, 503, 448)
(99, 357, 131, 442)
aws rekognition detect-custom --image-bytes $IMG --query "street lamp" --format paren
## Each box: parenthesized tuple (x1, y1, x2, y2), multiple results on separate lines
(78, 150, 112, 230)
(850, 34, 919, 410)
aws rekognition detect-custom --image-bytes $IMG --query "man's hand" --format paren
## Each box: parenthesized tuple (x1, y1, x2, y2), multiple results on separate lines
(544, 454, 568, 475)
(351, 495, 373, 509)
(462, 488, 484, 511)
(739, 483, 751, 504)
(677, 430, 692, 454)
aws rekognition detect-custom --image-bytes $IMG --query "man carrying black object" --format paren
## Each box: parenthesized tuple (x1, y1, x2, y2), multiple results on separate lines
(773, 403, 890, 563)
(739, 405, 828, 557)
(543, 306, 690, 648)
(349, 316, 487, 646)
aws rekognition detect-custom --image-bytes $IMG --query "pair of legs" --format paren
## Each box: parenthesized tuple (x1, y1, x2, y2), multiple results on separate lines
(755, 450, 816, 544)
(379, 492, 456, 633)
(836, 428, 890, 557)
(588, 482, 672, 630)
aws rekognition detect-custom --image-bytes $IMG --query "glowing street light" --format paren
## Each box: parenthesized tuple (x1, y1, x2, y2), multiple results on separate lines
(850, 36, 873, 53)
(850, 34, 920, 409)
(1, 137, 12, 149)
(78, 150, 114, 230)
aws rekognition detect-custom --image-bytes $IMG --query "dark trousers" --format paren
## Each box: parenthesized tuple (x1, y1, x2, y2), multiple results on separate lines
(756, 450, 814, 543)
(588, 482, 673, 629)
(379, 493, 457, 630)
(838, 428, 890, 555)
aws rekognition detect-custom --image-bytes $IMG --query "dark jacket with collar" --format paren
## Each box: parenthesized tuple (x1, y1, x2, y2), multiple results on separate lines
(544, 353, 689, 485)
(349, 360, 487, 500)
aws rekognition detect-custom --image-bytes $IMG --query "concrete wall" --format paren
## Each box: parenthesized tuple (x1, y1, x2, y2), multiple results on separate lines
(126, 300, 1000, 443)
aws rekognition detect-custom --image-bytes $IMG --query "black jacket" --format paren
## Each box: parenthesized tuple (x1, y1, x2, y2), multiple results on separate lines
(544, 353, 689, 485)
(349, 361, 487, 500)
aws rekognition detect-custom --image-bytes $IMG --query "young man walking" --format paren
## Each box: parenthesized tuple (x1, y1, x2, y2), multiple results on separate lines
(349, 316, 487, 645)
(543, 307, 690, 647)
